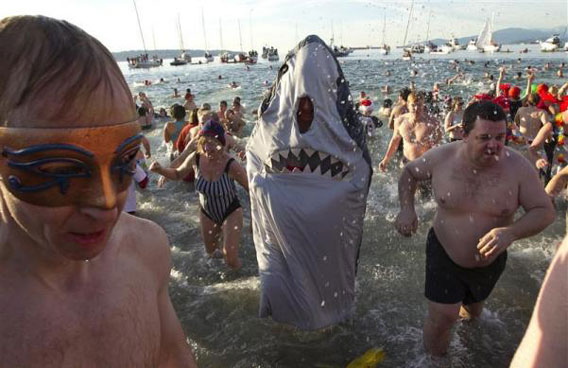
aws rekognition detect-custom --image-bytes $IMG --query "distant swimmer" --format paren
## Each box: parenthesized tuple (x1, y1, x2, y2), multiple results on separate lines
(218, 74, 223, 79)
(171, 87, 180, 98)
(229, 81, 239, 89)
(395, 101, 554, 357)
(379, 91, 442, 171)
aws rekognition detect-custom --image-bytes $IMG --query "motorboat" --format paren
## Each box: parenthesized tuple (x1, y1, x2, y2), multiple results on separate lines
(466, 39, 478, 51)
(170, 51, 191, 66)
(540, 34, 561, 52)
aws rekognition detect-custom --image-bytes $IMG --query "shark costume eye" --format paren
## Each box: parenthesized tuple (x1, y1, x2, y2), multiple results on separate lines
(297, 96, 314, 133)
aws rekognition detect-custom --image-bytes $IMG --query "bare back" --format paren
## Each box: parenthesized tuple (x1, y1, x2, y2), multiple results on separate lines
(0, 215, 170, 367)
(515, 106, 548, 141)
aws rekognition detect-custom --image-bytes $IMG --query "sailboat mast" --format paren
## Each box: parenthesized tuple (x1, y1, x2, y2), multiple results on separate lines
(177, 14, 184, 50)
(219, 18, 224, 51)
(425, 9, 431, 43)
(201, 8, 208, 52)
(382, 10, 386, 44)
(249, 11, 254, 51)
(402, 0, 414, 47)
(132, 0, 147, 52)
(152, 27, 156, 51)
(238, 19, 243, 52)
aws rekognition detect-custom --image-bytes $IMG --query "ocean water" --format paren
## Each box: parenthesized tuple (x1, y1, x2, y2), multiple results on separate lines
(121, 43, 567, 368)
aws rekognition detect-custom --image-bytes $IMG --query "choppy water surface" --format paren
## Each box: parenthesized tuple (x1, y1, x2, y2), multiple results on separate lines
(122, 44, 567, 367)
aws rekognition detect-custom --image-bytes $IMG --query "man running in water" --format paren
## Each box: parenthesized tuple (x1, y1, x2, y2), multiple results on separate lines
(394, 101, 555, 356)
(379, 91, 442, 171)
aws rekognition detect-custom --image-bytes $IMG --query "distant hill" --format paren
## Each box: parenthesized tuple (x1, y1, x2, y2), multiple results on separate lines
(112, 49, 240, 62)
(428, 26, 566, 46)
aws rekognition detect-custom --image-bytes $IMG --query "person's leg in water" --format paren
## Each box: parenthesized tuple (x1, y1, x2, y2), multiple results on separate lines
(424, 301, 461, 356)
(221, 208, 243, 269)
(200, 211, 223, 258)
(459, 301, 484, 320)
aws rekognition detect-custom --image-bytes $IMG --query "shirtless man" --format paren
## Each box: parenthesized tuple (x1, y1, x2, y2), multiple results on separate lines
(514, 94, 550, 143)
(379, 92, 442, 171)
(0, 16, 197, 367)
(388, 87, 411, 130)
(395, 101, 555, 356)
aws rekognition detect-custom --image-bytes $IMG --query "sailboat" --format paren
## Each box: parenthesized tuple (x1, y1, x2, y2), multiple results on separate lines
(476, 15, 501, 53)
(201, 9, 214, 63)
(170, 14, 191, 66)
(377, 11, 390, 55)
(233, 19, 248, 63)
(329, 22, 352, 57)
(128, 0, 162, 68)
(246, 14, 258, 64)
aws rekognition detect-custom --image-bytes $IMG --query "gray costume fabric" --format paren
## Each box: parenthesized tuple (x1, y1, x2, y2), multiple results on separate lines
(246, 35, 372, 330)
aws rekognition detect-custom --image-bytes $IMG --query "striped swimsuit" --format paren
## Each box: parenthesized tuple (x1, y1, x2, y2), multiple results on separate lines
(195, 155, 241, 225)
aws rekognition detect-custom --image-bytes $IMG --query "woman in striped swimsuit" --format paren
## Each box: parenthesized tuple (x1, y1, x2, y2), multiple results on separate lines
(150, 120, 248, 269)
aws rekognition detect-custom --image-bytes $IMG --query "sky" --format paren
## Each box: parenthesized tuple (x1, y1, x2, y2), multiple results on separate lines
(2, 0, 567, 53)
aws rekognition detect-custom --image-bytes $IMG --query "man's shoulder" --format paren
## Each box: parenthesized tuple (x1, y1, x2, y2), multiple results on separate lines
(113, 214, 170, 262)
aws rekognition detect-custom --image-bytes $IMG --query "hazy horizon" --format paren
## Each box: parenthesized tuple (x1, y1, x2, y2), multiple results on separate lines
(2, 0, 567, 54)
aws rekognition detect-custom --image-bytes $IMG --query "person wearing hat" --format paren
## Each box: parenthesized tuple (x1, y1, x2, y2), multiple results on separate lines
(150, 121, 249, 269)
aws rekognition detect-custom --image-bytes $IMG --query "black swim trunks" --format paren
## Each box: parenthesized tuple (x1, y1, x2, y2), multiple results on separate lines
(425, 228, 507, 305)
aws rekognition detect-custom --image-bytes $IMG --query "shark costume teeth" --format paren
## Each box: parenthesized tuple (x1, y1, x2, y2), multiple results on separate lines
(265, 148, 350, 179)
(246, 35, 372, 330)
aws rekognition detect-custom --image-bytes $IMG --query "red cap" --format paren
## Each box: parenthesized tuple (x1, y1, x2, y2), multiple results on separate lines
(509, 86, 521, 99)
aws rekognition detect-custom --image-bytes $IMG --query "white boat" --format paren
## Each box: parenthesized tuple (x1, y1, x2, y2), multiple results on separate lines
(466, 39, 478, 51)
(424, 41, 437, 53)
(129, 0, 162, 69)
(476, 17, 501, 53)
(170, 15, 191, 66)
(565, 42, 568, 51)
(447, 36, 462, 51)
(204, 51, 214, 63)
(540, 34, 561, 52)
(201, 9, 214, 63)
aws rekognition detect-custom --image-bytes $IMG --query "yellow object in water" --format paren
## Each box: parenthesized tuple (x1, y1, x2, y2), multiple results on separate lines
(346, 348, 385, 368)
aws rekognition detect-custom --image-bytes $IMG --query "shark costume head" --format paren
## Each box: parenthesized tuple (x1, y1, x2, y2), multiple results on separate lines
(246, 35, 372, 330)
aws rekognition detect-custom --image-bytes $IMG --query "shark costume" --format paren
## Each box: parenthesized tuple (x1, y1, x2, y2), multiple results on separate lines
(246, 35, 372, 330)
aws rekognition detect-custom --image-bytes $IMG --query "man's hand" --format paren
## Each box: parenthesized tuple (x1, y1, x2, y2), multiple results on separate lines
(395, 208, 418, 237)
(149, 161, 162, 172)
(536, 158, 549, 169)
(477, 227, 515, 260)
(378, 159, 388, 172)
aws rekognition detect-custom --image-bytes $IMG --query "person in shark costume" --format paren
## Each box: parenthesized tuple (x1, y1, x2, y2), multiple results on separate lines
(246, 35, 373, 330)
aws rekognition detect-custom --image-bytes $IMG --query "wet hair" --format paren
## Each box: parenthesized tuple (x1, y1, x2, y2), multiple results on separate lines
(407, 91, 425, 104)
(399, 87, 411, 101)
(233, 96, 241, 104)
(171, 104, 186, 120)
(137, 106, 147, 117)
(220, 100, 227, 108)
(188, 108, 200, 124)
(527, 93, 540, 106)
(462, 101, 506, 135)
(0, 15, 134, 126)
(382, 98, 393, 108)
(452, 96, 464, 109)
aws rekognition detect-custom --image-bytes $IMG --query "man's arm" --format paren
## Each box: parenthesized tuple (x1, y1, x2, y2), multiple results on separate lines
(378, 117, 403, 172)
(545, 165, 568, 198)
(510, 237, 568, 368)
(478, 156, 555, 259)
(395, 148, 438, 236)
(528, 123, 553, 168)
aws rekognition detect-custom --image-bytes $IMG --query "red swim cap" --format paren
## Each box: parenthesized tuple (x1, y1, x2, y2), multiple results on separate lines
(509, 86, 521, 99)
(499, 83, 511, 92)
(536, 84, 549, 95)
